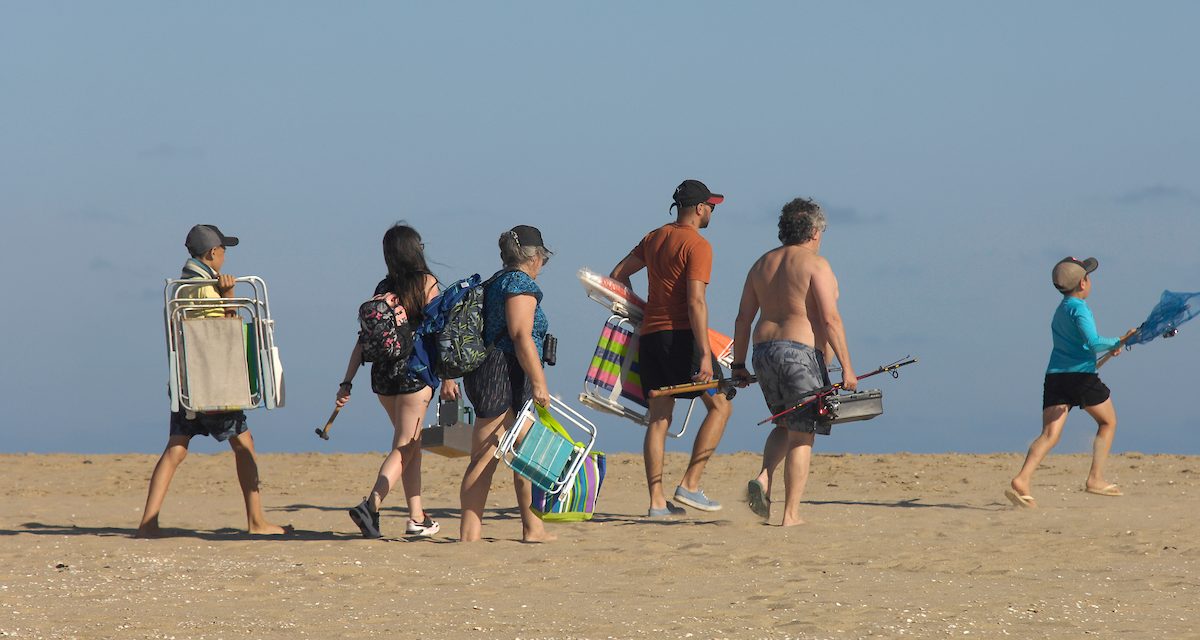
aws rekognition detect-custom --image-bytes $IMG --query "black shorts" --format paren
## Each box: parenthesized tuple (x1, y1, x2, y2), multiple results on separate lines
(463, 349, 532, 419)
(370, 360, 426, 396)
(169, 410, 248, 442)
(638, 330, 723, 400)
(1043, 373, 1111, 409)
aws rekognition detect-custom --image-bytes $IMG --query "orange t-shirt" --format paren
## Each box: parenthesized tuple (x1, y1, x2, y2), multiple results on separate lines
(631, 223, 713, 334)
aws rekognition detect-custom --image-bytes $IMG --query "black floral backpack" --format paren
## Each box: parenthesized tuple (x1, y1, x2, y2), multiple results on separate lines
(358, 293, 414, 363)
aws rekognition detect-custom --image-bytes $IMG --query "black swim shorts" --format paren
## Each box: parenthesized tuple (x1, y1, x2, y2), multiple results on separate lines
(463, 349, 532, 419)
(169, 410, 248, 442)
(1043, 373, 1111, 409)
(638, 330, 723, 400)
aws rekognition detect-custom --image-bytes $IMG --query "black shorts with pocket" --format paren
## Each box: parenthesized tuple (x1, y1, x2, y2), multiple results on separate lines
(463, 348, 532, 419)
(1043, 373, 1111, 409)
(638, 330, 723, 400)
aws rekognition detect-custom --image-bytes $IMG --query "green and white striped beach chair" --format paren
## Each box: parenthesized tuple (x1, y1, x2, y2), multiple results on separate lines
(495, 397, 597, 499)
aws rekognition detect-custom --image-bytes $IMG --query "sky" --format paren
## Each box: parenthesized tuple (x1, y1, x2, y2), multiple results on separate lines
(2, 2, 1198, 457)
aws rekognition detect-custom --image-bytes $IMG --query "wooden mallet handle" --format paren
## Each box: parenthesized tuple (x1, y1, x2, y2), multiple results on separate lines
(315, 406, 341, 440)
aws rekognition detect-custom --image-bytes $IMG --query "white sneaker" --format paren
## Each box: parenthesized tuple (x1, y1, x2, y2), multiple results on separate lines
(405, 515, 440, 537)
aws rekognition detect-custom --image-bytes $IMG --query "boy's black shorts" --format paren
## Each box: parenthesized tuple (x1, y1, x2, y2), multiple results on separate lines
(170, 410, 249, 442)
(638, 330, 722, 400)
(1043, 373, 1110, 410)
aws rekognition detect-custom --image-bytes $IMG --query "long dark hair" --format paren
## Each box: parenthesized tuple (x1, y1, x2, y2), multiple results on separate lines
(382, 223, 434, 324)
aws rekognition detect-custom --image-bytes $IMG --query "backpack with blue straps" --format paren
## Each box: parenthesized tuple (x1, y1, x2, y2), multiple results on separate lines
(408, 272, 507, 388)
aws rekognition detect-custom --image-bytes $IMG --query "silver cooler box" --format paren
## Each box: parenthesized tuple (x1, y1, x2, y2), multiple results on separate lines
(826, 389, 883, 424)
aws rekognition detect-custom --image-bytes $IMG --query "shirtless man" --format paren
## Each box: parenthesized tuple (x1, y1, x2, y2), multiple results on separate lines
(730, 197, 857, 526)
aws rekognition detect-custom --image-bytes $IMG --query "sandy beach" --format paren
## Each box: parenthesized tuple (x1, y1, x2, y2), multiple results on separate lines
(1, 450, 1196, 639)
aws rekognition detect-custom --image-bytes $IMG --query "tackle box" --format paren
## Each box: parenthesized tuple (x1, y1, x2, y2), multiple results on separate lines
(826, 389, 884, 424)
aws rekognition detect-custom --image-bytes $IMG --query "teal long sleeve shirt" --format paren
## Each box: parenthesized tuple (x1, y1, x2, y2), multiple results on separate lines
(1046, 297, 1120, 374)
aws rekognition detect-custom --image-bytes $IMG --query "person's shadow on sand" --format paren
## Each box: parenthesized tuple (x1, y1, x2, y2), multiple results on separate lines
(7, 522, 351, 541)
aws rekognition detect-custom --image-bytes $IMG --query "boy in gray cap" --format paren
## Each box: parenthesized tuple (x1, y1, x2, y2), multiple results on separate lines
(1006, 257, 1134, 508)
(136, 225, 290, 537)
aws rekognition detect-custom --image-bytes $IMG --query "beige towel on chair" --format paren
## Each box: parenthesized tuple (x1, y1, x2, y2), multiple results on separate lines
(181, 317, 252, 410)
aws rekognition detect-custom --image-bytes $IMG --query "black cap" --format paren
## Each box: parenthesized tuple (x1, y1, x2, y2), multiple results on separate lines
(185, 224, 239, 256)
(509, 224, 549, 251)
(671, 179, 725, 209)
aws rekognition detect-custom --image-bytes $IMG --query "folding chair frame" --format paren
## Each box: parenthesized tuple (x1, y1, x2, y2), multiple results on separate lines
(164, 276, 284, 413)
(578, 314, 700, 439)
(495, 397, 597, 498)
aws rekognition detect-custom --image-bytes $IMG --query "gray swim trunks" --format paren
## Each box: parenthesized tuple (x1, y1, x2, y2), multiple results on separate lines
(752, 340, 832, 435)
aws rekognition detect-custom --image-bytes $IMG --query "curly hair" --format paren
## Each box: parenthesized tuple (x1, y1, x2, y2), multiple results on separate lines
(778, 197, 827, 246)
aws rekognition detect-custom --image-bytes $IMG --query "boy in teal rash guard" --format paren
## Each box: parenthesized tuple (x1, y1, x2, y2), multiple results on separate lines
(1007, 257, 1134, 508)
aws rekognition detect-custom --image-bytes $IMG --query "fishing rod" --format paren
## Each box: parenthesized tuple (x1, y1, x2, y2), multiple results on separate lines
(756, 356, 918, 426)
(1094, 328, 1139, 369)
(649, 376, 757, 399)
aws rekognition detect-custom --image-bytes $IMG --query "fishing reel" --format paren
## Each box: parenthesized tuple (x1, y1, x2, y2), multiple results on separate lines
(816, 395, 840, 422)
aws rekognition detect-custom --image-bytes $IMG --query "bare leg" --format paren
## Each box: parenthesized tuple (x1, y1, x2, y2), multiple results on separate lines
(459, 411, 508, 542)
(643, 397, 674, 510)
(679, 392, 732, 492)
(399, 439, 425, 521)
(136, 435, 191, 538)
(514, 471, 555, 543)
(754, 426, 788, 497)
(781, 430, 816, 526)
(371, 388, 433, 519)
(228, 431, 288, 535)
(1082, 399, 1118, 491)
(1011, 405, 1069, 503)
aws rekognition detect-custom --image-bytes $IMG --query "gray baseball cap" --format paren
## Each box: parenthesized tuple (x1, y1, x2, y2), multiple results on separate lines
(1052, 256, 1098, 293)
(185, 224, 239, 256)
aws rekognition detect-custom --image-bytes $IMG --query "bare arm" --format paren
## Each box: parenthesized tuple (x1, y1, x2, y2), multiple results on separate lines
(731, 268, 759, 381)
(810, 260, 856, 390)
(505, 293, 549, 406)
(686, 279, 713, 382)
(336, 341, 363, 407)
(609, 253, 646, 292)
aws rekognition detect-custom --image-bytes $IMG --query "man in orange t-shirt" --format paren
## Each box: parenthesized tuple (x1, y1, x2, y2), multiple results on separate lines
(610, 179, 733, 517)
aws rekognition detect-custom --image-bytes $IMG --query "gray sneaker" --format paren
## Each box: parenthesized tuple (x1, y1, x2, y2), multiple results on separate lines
(674, 486, 722, 512)
(348, 498, 382, 539)
(647, 502, 687, 518)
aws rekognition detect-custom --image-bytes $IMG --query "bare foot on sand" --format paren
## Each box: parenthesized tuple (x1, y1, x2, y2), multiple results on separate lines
(522, 529, 558, 543)
(780, 517, 806, 527)
(250, 523, 294, 536)
(134, 523, 164, 539)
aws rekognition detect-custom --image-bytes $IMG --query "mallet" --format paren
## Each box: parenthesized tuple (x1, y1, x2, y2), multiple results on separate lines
(314, 406, 342, 440)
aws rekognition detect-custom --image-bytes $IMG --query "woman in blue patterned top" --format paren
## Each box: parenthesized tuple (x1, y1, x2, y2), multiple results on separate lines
(460, 225, 555, 543)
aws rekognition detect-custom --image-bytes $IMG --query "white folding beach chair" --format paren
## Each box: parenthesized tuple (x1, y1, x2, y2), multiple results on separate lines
(495, 397, 597, 499)
(164, 276, 284, 413)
